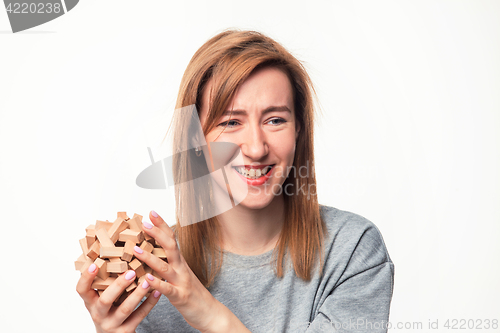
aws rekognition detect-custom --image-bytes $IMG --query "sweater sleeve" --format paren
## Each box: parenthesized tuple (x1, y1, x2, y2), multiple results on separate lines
(305, 216, 395, 333)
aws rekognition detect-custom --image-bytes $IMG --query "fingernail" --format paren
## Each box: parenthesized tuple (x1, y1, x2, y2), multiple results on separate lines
(142, 280, 150, 289)
(88, 264, 97, 273)
(143, 221, 153, 229)
(151, 210, 159, 218)
(125, 270, 136, 280)
(154, 290, 161, 298)
(134, 246, 143, 254)
(146, 273, 154, 281)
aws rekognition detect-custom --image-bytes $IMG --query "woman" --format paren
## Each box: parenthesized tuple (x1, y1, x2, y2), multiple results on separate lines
(77, 29, 394, 333)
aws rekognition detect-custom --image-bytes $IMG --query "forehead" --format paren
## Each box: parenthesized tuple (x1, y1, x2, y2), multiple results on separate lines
(199, 66, 294, 122)
(230, 66, 293, 109)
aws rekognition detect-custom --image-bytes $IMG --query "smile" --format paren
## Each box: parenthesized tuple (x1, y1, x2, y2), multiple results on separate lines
(232, 164, 275, 179)
(231, 164, 276, 186)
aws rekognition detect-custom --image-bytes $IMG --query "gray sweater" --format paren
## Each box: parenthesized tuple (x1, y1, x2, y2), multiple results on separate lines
(137, 205, 394, 332)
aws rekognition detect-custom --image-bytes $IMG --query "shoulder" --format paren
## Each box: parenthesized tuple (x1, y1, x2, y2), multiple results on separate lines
(319, 204, 393, 270)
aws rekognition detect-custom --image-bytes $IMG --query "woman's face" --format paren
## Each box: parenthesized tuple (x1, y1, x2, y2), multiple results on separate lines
(199, 66, 299, 210)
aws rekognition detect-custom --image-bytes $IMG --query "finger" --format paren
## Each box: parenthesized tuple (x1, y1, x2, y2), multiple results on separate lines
(142, 219, 182, 268)
(122, 290, 162, 329)
(149, 210, 175, 238)
(133, 245, 178, 283)
(96, 270, 137, 318)
(113, 275, 156, 325)
(143, 273, 181, 305)
(76, 263, 99, 305)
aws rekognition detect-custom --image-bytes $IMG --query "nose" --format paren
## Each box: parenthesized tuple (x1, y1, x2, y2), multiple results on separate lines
(240, 125, 269, 161)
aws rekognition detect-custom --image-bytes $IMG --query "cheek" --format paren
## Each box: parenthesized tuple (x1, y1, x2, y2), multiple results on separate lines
(269, 135, 296, 165)
(205, 131, 219, 143)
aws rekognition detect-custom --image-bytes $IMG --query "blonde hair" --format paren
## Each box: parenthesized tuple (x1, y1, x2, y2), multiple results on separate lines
(170, 29, 327, 287)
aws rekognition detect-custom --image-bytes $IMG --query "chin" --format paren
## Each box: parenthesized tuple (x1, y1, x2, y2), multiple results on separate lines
(236, 192, 279, 211)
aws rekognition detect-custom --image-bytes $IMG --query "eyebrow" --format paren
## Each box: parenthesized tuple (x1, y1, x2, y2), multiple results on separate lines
(222, 105, 291, 116)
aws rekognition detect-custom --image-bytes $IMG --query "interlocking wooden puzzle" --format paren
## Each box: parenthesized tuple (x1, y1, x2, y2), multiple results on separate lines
(75, 212, 166, 305)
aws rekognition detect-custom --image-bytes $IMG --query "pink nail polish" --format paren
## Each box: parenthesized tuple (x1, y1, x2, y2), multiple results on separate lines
(146, 273, 154, 281)
(151, 210, 159, 218)
(125, 270, 136, 280)
(143, 221, 153, 229)
(142, 280, 150, 289)
(134, 246, 143, 254)
(154, 291, 161, 298)
(88, 264, 97, 273)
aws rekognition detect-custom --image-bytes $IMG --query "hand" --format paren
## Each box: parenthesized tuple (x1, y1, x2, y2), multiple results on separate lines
(132, 211, 250, 333)
(76, 263, 161, 333)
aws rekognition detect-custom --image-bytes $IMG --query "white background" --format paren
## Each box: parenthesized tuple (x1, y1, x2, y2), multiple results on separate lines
(1, 1, 499, 332)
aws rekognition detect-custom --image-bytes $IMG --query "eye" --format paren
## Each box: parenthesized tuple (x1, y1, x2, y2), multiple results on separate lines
(217, 120, 240, 128)
(267, 117, 287, 126)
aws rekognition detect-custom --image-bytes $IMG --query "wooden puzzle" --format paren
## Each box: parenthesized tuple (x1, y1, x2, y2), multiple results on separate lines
(74, 212, 166, 305)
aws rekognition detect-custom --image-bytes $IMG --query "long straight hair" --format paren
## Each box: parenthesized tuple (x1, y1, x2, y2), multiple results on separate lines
(170, 29, 327, 287)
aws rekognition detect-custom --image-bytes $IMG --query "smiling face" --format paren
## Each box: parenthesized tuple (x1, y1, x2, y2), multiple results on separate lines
(199, 66, 300, 211)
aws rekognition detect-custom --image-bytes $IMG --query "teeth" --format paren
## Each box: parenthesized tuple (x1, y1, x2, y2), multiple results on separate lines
(235, 165, 273, 179)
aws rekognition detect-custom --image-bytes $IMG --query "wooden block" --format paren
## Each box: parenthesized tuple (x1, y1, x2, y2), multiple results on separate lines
(91, 277, 104, 290)
(129, 259, 145, 277)
(117, 212, 129, 220)
(119, 229, 145, 244)
(126, 281, 137, 292)
(107, 260, 128, 273)
(152, 248, 167, 258)
(94, 258, 109, 280)
(127, 215, 142, 232)
(108, 218, 129, 243)
(86, 240, 101, 261)
(85, 224, 96, 246)
(91, 276, 116, 290)
(78, 211, 159, 305)
(86, 228, 96, 247)
(140, 240, 154, 253)
(79, 256, 94, 273)
(100, 247, 124, 258)
(95, 228, 115, 248)
(79, 238, 89, 256)
(74, 253, 87, 270)
(95, 220, 113, 231)
(122, 240, 135, 262)
(145, 233, 155, 246)
(144, 265, 152, 275)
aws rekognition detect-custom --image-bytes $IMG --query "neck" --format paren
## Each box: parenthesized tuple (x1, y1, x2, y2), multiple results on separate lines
(217, 195, 285, 256)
